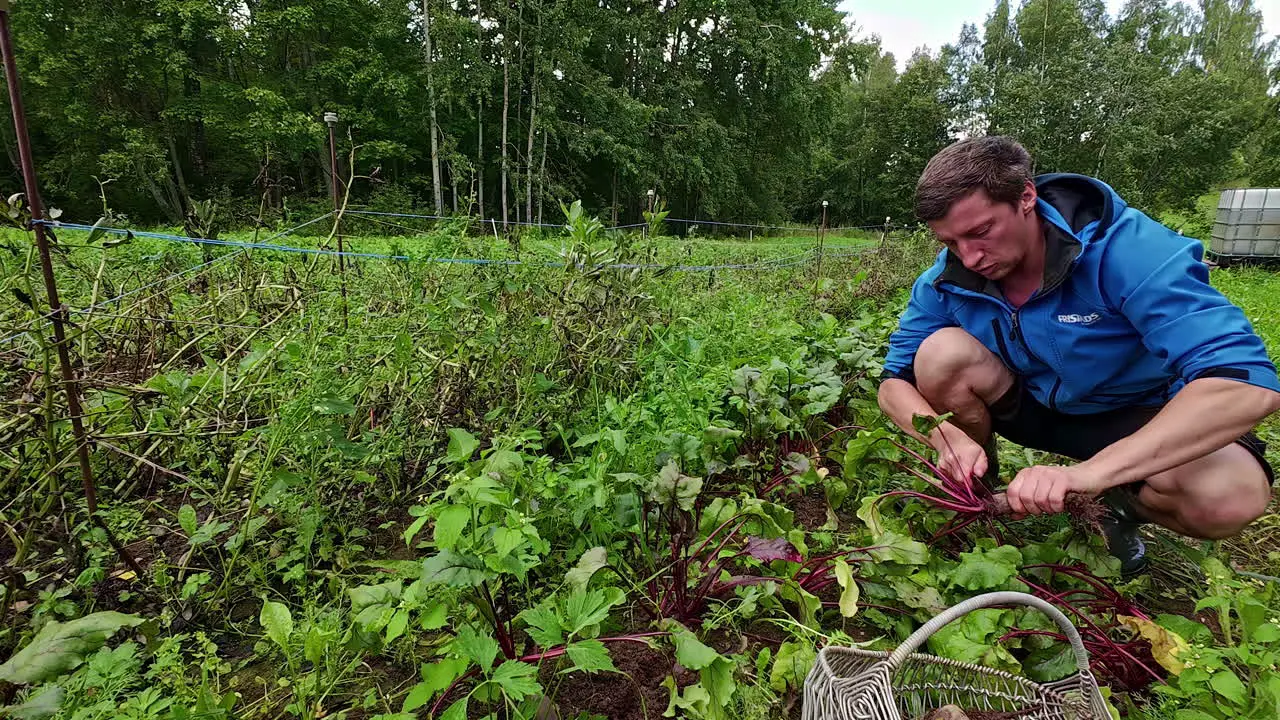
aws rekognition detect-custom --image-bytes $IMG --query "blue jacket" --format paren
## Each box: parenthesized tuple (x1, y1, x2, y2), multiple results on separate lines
(882, 173, 1280, 414)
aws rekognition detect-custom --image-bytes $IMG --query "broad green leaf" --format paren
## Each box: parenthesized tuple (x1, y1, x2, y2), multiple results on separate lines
(770, 641, 816, 693)
(349, 581, 403, 611)
(1252, 622, 1280, 643)
(856, 495, 885, 535)
(490, 660, 542, 701)
(385, 609, 410, 643)
(483, 449, 524, 479)
(1235, 594, 1270, 643)
(456, 625, 499, 673)
(312, 393, 355, 415)
(565, 547, 609, 591)
(433, 505, 470, 551)
(403, 658, 469, 712)
(1155, 614, 1213, 645)
(700, 656, 737, 708)
(927, 609, 1020, 675)
(402, 515, 429, 547)
(662, 675, 711, 717)
(401, 683, 435, 715)
(1065, 536, 1120, 578)
(950, 545, 1022, 591)
(304, 626, 334, 666)
(889, 577, 946, 613)
(647, 461, 702, 512)
(778, 581, 822, 627)
(1209, 668, 1246, 705)
(260, 600, 293, 651)
(519, 599, 565, 648)
(491, 527, 523, 558)
(866, 530, 929, 565)
(564, 639, 617, 674)
(0, 612, 144, 684)
(911, 412, 951, 437)
(445, 428, 480, 463)
(2, 686, 64, 719)
(178, 504, 198, 536)
(565, 587, 624, 635)
(667, 625, 719, 671)
(419, 603, 448, 630)
(833, 558, 859, 618)
(439, 697, 467, 720)
(1024, 644, 1076, 683)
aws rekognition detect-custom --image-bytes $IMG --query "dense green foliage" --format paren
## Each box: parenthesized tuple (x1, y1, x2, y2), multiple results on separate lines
(3, 0, 1277, 229)
(2, 203, 1280, 718)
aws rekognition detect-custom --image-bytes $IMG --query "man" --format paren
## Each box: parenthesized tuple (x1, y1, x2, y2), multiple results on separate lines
(877, 136, 1280, 574)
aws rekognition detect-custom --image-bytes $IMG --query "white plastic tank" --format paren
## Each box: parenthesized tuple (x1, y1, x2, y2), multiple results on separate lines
(1210, 188, 1280, 262)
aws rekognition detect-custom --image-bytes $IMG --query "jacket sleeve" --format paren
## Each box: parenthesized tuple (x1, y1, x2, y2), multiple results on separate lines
(1102, 213, 1280, 393)
(881, 273, 956, 385)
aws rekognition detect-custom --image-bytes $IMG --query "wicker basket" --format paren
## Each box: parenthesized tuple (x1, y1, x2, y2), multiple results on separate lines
(802, 591, 1111, 720)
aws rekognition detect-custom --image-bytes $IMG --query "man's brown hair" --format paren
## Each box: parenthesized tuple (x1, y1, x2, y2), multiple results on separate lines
(914, 136, 1034, 221)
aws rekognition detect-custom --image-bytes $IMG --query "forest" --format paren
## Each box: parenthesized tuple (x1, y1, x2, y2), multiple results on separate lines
(3, 0, 1278, 230)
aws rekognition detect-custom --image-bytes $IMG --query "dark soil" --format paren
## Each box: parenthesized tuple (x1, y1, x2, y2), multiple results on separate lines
(541, 638, 687, 720)
(789, 487, 830, 531)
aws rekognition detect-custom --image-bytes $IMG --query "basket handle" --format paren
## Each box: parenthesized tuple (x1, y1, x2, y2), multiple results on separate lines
(885, 591, 1091, 674)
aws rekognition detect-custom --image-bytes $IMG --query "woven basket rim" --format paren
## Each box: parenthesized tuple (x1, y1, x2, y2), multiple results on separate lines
(813, 644, 1092, 708)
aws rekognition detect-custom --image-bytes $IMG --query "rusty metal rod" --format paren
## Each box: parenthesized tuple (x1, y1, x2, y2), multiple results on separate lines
(0, 5, 142, 575)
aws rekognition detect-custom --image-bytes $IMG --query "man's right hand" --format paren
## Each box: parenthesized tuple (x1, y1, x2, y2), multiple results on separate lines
(930, 423, 988, 486)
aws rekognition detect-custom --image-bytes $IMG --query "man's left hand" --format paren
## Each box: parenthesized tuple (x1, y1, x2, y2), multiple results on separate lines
(1005, 464, 1108, 516)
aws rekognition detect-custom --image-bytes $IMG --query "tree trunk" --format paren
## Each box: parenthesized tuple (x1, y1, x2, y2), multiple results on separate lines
(525, 63, 537, 226)
(537, 127, 548, 225)
(166, 133, 191, 215)
(501, 55, 510, 231)
(478, 98, 485, 221)
(451, 163, 458, 213)
(423, 0, 444, 213)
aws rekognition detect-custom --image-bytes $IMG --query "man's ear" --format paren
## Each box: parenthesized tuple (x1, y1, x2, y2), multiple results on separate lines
(1020, 180, 1038, 216)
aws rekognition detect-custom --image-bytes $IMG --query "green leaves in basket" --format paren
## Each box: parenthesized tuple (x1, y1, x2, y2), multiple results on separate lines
(926, 608, 1021, 675)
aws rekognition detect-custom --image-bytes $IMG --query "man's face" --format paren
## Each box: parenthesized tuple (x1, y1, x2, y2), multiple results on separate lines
(927, 184, 1037, 281)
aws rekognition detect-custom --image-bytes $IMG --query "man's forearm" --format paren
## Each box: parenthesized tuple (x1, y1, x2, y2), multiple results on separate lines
(877, 378, 952, 447)
(1080, 378, 1280, 489)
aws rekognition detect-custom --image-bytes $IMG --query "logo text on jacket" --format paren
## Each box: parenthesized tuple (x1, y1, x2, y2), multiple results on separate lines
(1057, 313, 1101, 324)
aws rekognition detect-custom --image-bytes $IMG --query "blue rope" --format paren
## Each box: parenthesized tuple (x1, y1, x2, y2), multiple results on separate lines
(3, 213, 335, 345)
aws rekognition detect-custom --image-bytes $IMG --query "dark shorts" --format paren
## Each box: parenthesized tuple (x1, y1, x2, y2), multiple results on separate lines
(988, 380, 1275, 485)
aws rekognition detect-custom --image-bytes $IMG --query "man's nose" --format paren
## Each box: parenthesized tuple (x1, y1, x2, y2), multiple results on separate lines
(960, 246, 985, 270)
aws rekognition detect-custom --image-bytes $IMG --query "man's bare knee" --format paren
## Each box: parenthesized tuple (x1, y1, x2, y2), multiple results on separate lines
(914, 328, 1012, 406)
(1145, 452, 1272, 540)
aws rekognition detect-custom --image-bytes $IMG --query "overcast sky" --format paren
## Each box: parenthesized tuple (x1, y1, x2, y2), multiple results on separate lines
(838, 0, 1280, 70)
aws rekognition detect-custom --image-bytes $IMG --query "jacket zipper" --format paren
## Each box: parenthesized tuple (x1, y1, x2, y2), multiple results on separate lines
(990, 319, 1017, 370)
(1011, 311, 1060, 410)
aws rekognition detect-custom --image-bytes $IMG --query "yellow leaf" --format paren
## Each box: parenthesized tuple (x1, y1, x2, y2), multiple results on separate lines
(111, 570, 137, 581)
(1118, 615, 1189, 676)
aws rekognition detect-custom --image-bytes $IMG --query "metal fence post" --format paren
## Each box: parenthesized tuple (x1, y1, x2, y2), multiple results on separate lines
(0, 3, 142, 574)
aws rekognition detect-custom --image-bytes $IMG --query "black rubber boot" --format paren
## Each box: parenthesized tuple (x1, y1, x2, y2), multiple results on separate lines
(1100, 487, 1149, 577)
